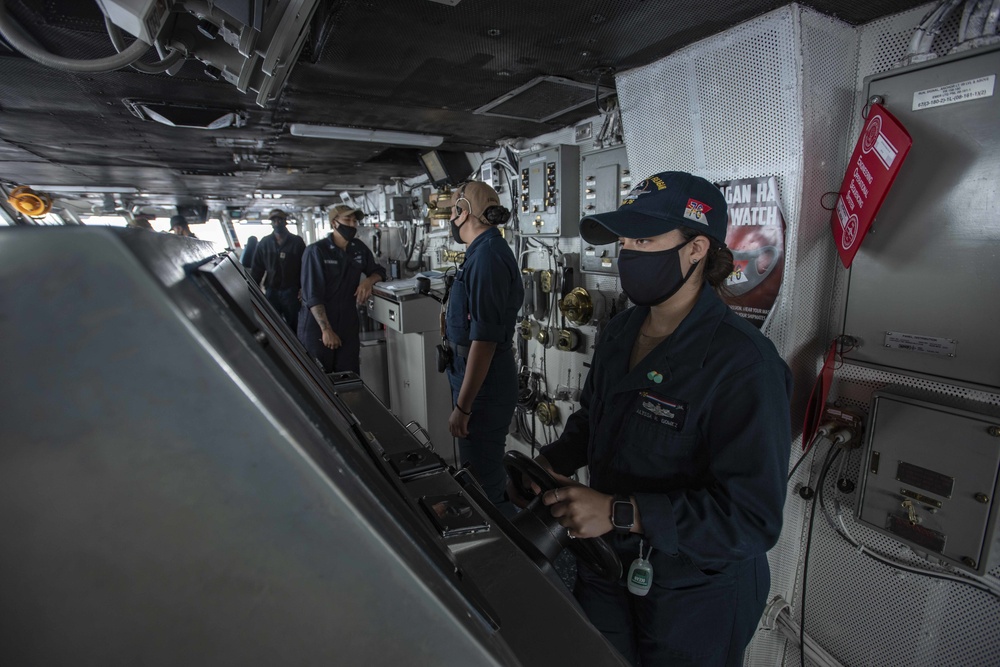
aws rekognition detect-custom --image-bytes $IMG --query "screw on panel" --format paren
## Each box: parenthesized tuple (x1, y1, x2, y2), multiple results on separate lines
(987, 426, 1000, 437)
(862, 95, 884, 118)
(962, 557, 977, 568)
(254, 331, 267, 343)
(974, 493, 989, 504)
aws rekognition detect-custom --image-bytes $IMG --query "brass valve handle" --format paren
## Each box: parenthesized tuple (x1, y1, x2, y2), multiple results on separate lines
(559, 287, 593, 325)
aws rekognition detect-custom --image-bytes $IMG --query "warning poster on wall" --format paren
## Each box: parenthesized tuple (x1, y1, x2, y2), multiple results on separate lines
(718, 176, 786, 329)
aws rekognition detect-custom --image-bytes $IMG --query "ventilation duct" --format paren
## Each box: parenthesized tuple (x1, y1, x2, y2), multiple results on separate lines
(473, 75, 614, 123)
(124, 100, 248, 130)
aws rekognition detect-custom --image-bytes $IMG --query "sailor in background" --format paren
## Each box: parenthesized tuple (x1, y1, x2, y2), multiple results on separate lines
(440, 181, 524, 514)
(168, 214, 196, 238)
(299, 204, 386, 374)
(518, 172, 792, 666)
(251, 209, 305, 332)
(127, 212, 154, 230)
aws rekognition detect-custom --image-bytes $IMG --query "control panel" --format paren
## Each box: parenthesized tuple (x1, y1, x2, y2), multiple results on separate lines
(855, 388, 1000, 575)
(579, 146, 630, 274)
(517, 145, 580, 236)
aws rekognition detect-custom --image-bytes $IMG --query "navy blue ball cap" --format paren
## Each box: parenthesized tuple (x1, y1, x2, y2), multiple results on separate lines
(580, 171, 728, 247)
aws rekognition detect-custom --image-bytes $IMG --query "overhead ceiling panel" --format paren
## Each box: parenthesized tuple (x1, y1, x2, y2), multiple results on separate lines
(474, 75, 613, 122)
(0, 0, 933, 204)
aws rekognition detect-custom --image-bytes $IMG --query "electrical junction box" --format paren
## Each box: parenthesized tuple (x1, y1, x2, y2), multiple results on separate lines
(841, 46, 1000, 390)
(579, 145, 631, 275)
(517, 145, 580, 236)
(855, 388, 1000, 575)
(480, 162, 503, 193)
(386, 195, 413, 222)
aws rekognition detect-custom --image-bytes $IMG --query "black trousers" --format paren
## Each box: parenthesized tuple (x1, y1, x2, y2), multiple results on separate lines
(576, 534, 769, 666)
(297, 301, 360, 374)
(446, 349, 517, 515)
(266, 287, 299, 333)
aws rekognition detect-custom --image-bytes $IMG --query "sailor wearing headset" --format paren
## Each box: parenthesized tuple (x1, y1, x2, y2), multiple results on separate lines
(440, 180, 524, 516)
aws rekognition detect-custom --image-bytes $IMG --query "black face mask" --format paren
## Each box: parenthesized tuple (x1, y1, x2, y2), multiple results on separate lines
(335, 222, 357, 242)
(617, 238, 697, 307)
(450, 213, 467, 244)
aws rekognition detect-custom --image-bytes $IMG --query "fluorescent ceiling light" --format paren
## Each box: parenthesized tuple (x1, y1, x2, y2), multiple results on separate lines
(252, 190, 360, 196)
(31, 185, 139, 194)
(289, 124, 444, 148)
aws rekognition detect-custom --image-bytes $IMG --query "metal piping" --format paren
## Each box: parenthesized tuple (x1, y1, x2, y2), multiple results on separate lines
(906, 0, 964, 61)
(0, 1, 150, 73)
(762, 596, 848, 667)
(959, 0, 975, 41)
(986, 0, 1000, 35)
(964, 0, 992, 39)
(103, 15, 184, 75)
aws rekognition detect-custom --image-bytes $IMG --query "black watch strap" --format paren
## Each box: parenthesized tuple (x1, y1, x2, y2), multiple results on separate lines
(611, 494, 635, 534)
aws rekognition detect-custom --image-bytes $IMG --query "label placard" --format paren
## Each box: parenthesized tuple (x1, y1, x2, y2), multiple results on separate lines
(884, 331, 957, 357)
(912, 75, 995, 111)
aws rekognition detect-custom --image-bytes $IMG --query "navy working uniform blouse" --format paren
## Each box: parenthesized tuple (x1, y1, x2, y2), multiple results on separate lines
(298, 235, 386, 373)
(445, 226, 523, 352)
(542, 283, 792, 568)
(250, 232, 305, 291)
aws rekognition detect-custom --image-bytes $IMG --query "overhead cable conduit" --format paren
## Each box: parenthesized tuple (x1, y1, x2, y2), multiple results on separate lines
(903, 0, 1000, 64)
(103, 15, 183, 75)
(908, 0, 964, 59)
(985, 0, 1000, 37)
(0, 1, 151, 73)
(960, 0, 996, 40)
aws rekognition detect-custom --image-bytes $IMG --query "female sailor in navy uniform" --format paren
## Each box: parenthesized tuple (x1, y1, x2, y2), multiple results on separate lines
(441, 181, 524, 513)
(299, 204, 386, 374)
(518, 172, 792, 666)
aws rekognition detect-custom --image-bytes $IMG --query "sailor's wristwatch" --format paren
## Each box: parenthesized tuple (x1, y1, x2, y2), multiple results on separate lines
(611, 495, 635, 534)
